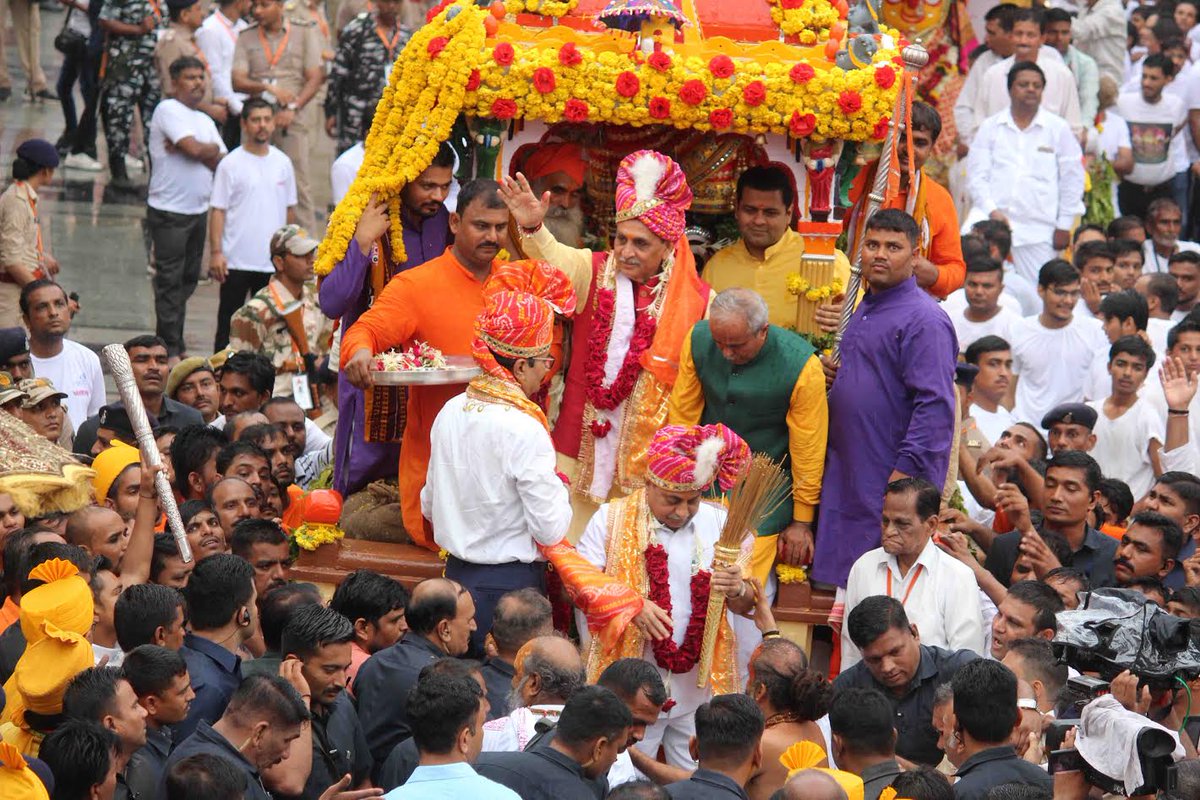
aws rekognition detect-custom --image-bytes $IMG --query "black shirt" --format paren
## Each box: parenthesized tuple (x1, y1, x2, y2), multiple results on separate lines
(833, 645, 978, 766)
(665, 768, 749, 799)
(952, 745, 1053, 800)
(300, 692, 373, 799)
(162, 721, 272, 800)
(354, 633, 444, 762)
(125, 725, 172, 800)
(985, 525, 1117, 589)
(0, 623, 25, 684)
(73, 398, 204, 455)
(480, 657, 515, 721)
(475, 746, 601, 800)
(174, 633, 243, 743)
(861, 759, 903, 800)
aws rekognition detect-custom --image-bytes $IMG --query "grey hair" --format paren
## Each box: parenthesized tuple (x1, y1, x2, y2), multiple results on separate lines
(710, 287, 770, 331)
(934, 682, 954, 706)
(526, 649, 586, 703)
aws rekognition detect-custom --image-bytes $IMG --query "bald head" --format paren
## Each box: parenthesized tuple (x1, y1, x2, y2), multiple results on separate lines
(228, 411, 269, 441)
(407, 578, 469, 638)
(514, 635, 586, 706)
(65, 506, 129, 568)
(779, 770, 849, 800)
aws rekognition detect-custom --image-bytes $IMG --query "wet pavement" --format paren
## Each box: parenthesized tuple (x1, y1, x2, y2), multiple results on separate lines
(0, 11, 336, 356)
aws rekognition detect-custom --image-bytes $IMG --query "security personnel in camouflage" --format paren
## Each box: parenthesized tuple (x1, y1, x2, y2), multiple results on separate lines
(99, 0, 163, 188)
(232, 0, 325, 229)
(323, 0, 407, 155)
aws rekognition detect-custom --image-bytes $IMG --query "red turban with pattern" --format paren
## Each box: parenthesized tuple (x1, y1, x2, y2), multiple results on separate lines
(614, 150, 693, 243)
(645, 423, 751, 493)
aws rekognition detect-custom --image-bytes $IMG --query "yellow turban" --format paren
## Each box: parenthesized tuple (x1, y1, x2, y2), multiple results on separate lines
(91, 441, 140, 503)
(0, 741, 49, 800)
(780, 742, 865, 800)
(15, 620, 93, 716)
(18, 559, 94, 643)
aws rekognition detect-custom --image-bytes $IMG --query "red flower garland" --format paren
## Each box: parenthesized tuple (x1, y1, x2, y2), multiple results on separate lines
(558, 42, 582, 66)
(493, 42, 515, 66)
(709, 108, 733, 129)
(491, 98, 518, 119)
(838, 90, 862, 114)
(644, 543, 711, 674)
(679, 79, 708, 105)
(872, 116, 890, 140)
(466, 69, 481, 91)
(615, 71, 641, 98)
(427, 37, 448, 58)
(789, 110, 816, 137)
(584, 287, 657, 413)
(874, 65, 896, 89)
(742, 80, 767, 106)
(648, 96, 672, 119)
(708, 55, 735, 79)
(564, 98, 589, 122)
(789, 63, 815, 83)
(533, 67, 556, 93)
(647, 51, 672, 72)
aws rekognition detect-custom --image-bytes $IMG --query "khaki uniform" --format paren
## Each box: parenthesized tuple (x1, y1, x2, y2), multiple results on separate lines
(0, 181, 44, 327)
(0, 0, 49, 93)
(228, 276, 335, 410)
(154, 22, 216, 104)
(233, 19, 323, 228)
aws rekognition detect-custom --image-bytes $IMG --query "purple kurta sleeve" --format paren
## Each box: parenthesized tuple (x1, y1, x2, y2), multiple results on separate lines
(319, 242, 371, 323)
(894, 309, 958, 481)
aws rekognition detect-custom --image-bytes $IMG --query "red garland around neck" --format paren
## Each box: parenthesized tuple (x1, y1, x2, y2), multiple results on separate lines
(584, 285, 657, 413)
(644, 542, 710, 674)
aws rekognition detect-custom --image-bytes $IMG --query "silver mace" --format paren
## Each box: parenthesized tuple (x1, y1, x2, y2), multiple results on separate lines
(830, 41, 931, 367)
(101, 344, 194, 563)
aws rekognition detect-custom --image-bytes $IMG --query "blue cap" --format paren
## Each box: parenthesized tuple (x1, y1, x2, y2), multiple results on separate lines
(15, 138, 59, 169)
(1040, 403, 1098, 431)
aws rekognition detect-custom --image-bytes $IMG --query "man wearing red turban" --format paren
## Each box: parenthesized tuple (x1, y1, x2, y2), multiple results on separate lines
(520, 142, 587, 247)
(500, 150, 711, 536)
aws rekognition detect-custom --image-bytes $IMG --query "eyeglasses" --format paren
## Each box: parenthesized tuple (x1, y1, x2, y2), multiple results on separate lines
(530, 355, 556, 368)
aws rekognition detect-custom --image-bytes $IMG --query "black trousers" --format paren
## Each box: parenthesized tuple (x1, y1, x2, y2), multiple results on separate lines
(444, 556, 547, 659)
(214, 269, 271, 351)
(147, 206, 207, 356)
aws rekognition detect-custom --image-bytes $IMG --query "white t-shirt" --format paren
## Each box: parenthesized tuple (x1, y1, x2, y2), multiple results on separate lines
(952, 305, 1023, 354)
(1087, 397, 1163, 498)
(1011, 314, 1108, 424)
(970, 403, 1017, 445)
(1115, 91, 1188, 188)
(331, 142, 364, 206)
(210, 146, 297, 273)
(1165, 62, 1200, 164)
(147, 99, 227, 215)
(30, 339, 106, 430)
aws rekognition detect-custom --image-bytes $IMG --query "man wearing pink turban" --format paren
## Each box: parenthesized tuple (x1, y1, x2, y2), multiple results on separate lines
(500, 150, 711, 533)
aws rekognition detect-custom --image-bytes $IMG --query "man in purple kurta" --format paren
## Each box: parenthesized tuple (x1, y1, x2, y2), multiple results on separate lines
(318, 153, 453, 495)
(812, 209, 958, 588)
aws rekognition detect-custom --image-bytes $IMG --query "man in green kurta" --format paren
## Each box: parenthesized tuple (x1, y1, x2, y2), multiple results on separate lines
(668, 286, 829, 585)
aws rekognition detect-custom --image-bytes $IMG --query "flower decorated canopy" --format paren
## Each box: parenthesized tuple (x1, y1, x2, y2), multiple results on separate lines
(315, 0, 908, 277)
(596, 0, 688, 32)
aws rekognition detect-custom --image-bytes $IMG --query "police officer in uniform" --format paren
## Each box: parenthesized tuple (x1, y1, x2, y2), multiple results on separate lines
(155, 0, 231, 127)
(99, 0, 163, 188)
(232, 0, 325, 229)
(324, 0, 407, 155)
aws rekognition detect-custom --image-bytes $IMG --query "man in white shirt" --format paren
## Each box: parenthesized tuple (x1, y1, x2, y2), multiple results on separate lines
(967, 62, 1086, 284)
(955, 4, 1018, 151)
(209, 97, 297, 351)
(974, 9, 1084, 138)
(950, 257, 1022, 354)
(195, 0, 250, 148)
(1073, 0, 1126, 83)
(1116, 55, 1189, 221)
(1045, 8, 1101, 130)
(1141, 198, 1200, 274)
(1010, 260, 1108, 424)
(423, 290, 572, 656)
(1088, 336, 1164, 498)
(1085, 288, 1158, 402)
(841, 477, 984, 668)
(964, 335, 1017, 445)
(1169, 251, 1200, 321)
(146, 56, 227, 359)
(20, 279, 105, 429)
(1135, 272, 1181, 353)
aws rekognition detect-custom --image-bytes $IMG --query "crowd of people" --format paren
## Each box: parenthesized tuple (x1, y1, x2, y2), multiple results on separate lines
(0, 0, 1197, 799)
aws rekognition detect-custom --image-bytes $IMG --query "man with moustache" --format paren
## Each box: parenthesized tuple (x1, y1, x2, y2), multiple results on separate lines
(1112, 511, 1183, 586)
(518, 143, 587, 247)
(320, 144, 453, 499)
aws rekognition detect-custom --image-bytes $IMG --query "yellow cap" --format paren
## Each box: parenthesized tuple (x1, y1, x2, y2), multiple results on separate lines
(91, 441, 140, 502)
(0, 741, 49, 800)
(14, 620, 93, 715)
(18, 559, 94, 643)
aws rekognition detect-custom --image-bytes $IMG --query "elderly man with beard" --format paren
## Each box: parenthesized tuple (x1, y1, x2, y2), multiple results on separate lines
(519, 143, 586, 247)
(501, 150, 711, 521)
(481, 636, 586, 753)
(321, 145, 453, 499)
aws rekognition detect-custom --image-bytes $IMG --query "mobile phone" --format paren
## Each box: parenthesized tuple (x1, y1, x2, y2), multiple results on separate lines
(1048, 748, 1086, 774)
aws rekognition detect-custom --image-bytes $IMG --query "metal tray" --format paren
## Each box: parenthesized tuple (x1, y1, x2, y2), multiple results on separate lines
(370, 355, 481, 386)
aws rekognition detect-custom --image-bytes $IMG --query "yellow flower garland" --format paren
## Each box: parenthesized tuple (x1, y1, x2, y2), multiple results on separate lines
(504, 0, 578, 16)
(316, 0, 901, 276)
(786, 274, 844, 302)
(768, 0, 843, 45)
(292, 522, 345, 551)
(776, 563, 809, 584)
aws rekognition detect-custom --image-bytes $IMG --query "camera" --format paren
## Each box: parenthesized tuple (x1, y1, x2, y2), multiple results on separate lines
(1047, 728, 1178, 796)
(1051, 588, 1200, 690)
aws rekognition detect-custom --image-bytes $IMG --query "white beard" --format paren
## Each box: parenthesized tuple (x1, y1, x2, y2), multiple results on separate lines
(543, 205, 585, 248)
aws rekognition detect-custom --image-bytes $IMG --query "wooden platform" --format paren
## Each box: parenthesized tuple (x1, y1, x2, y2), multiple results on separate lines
(293, 541, 835, 652)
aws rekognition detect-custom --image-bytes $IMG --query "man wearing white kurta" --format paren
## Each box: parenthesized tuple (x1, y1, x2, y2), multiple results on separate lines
(841, 478, 984, 668)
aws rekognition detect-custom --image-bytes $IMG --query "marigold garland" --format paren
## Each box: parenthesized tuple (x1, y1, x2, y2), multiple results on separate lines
(317, 0, 901, 276)
(504, 0, 578, 17)
(776, 563, 809, 584)
(786, 274, 845, 302)
(292, 522, 345, 551)
(768, 0, 843, 45)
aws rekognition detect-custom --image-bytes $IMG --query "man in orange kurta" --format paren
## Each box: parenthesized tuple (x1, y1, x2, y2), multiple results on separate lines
(341, 182, 514, 549)
(847, 101, 966, 299)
